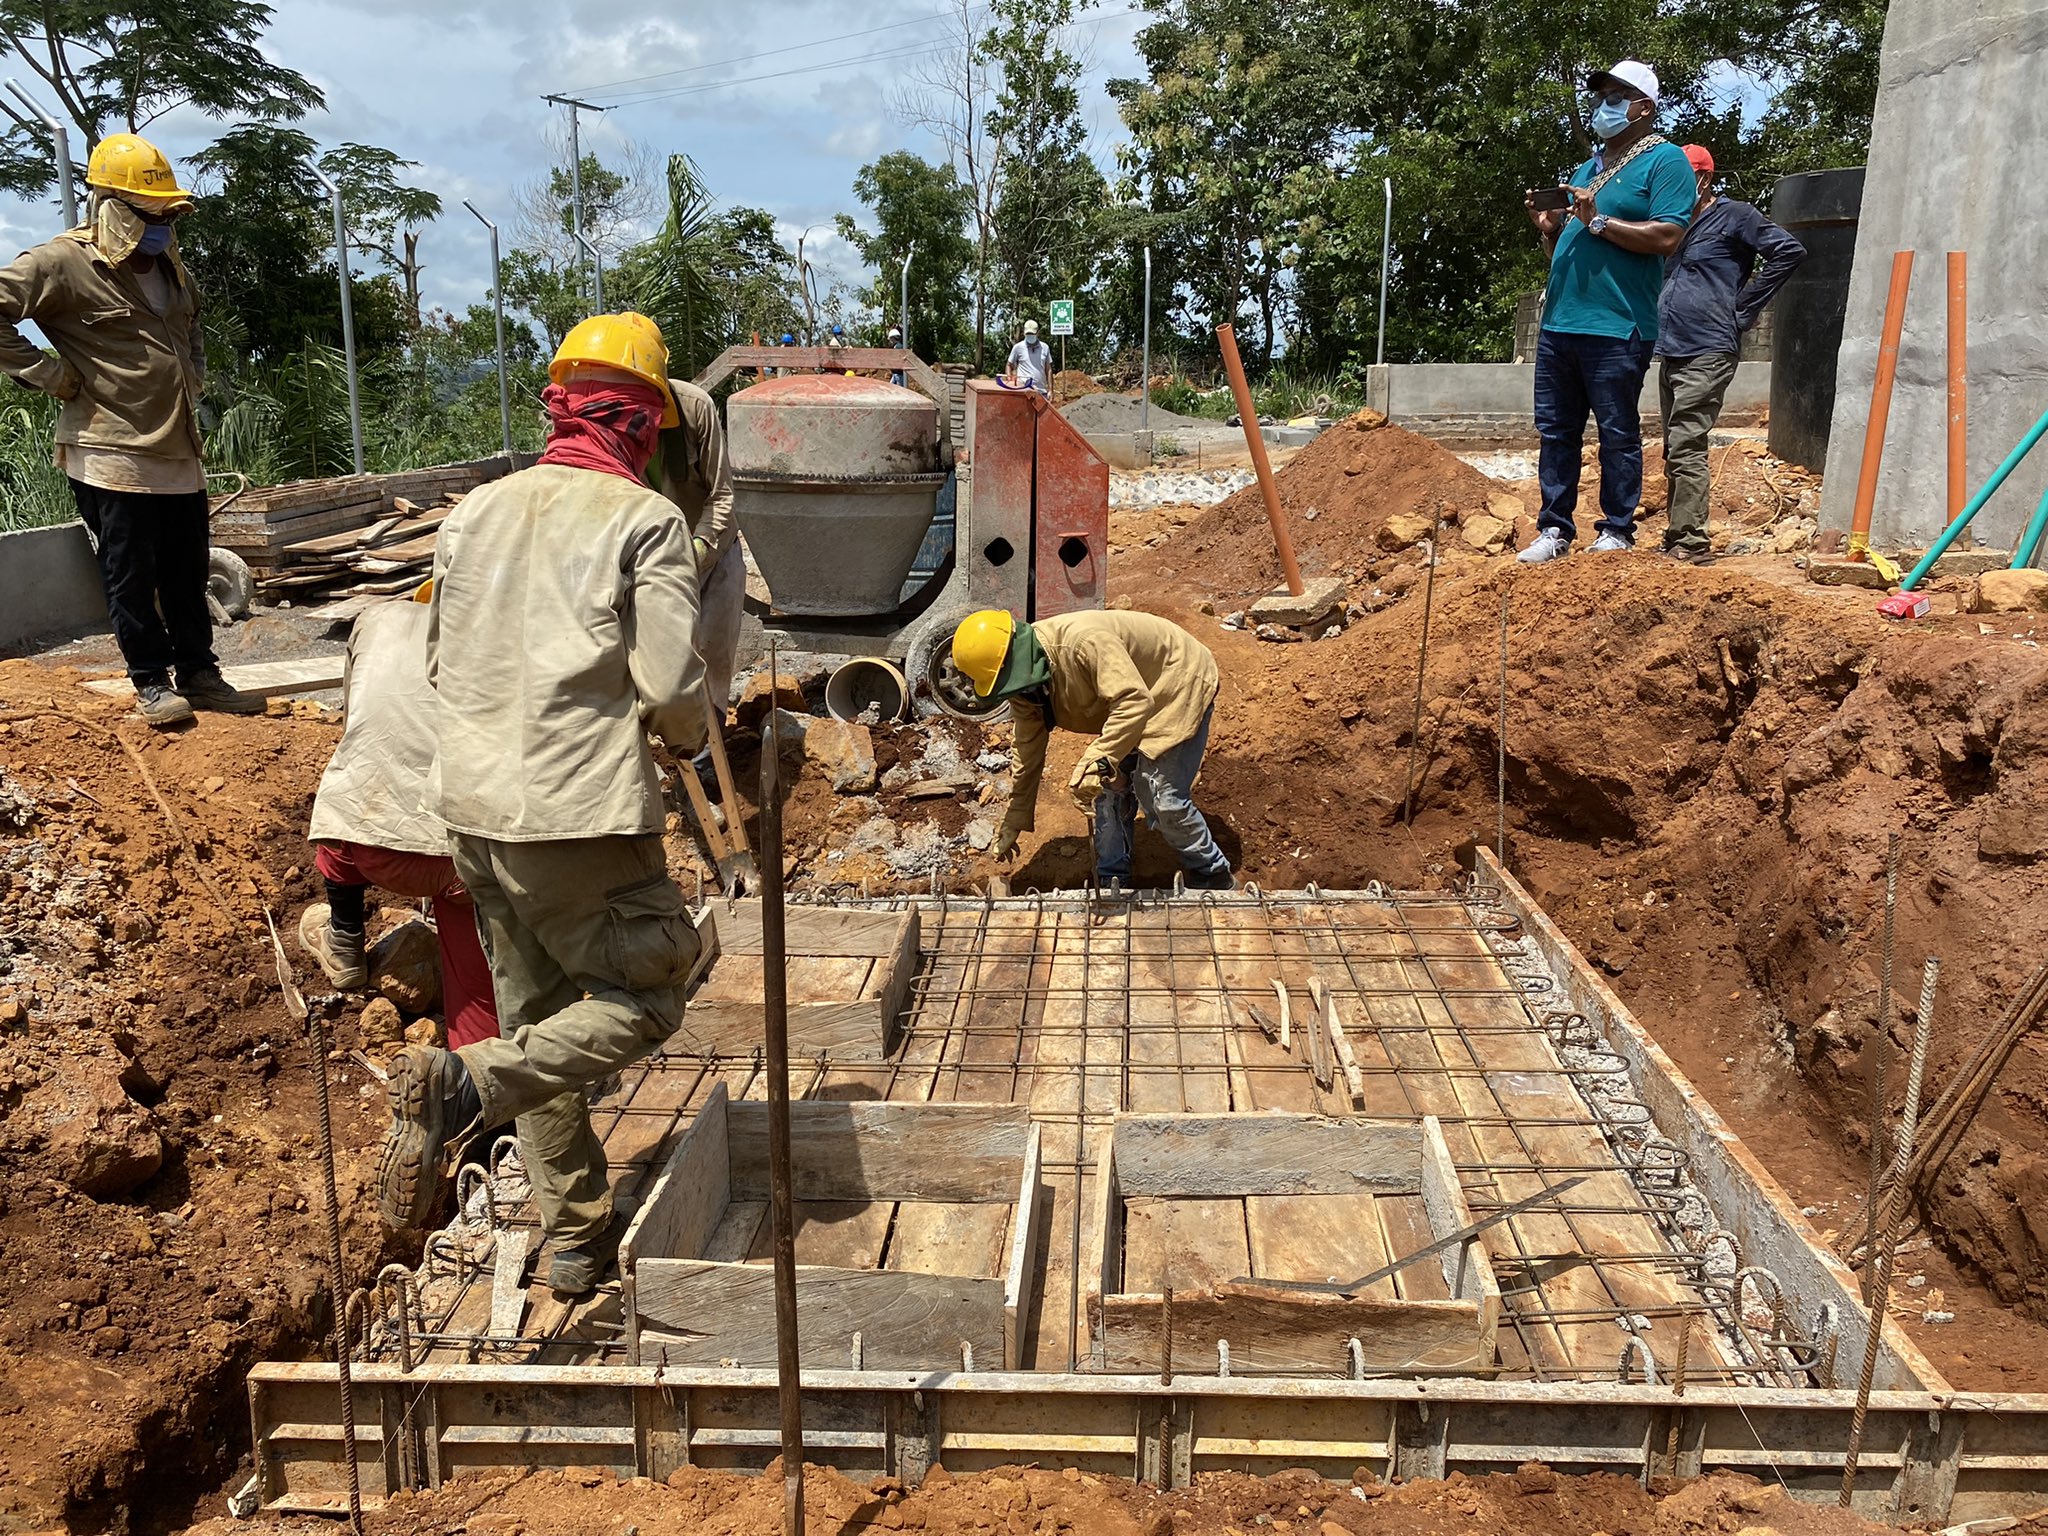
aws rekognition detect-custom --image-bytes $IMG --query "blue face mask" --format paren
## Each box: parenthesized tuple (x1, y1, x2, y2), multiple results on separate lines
(1590, 98, 1634, 141)
(134, 223, 172, 256)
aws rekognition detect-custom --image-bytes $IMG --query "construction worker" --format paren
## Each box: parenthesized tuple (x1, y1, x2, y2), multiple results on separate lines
(299, 585, 498, 1050)
(953, 609, 1232, 891)
(887, 326, 907, 388)
(377, 313, 709, 1297)
(1006, 320, 1052, 394)
(0, 132, 260, 727)
(647, 354, 741, 725)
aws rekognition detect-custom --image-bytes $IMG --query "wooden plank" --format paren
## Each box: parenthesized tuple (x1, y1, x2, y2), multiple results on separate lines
(1245, 1193, 1398, 1300)
(621, 1082, 731, 1270)
(1001, 1124, 1042, 1370)
(713, 902, 917, 958)
(633, 1261, 1006, 1370)
(1376, 1196, 1454, 1301)
(885, 1201, 1010, 1279)
(701, 1200, 765, 1262)
(1091, 1287, 1487, 1374)
(82, 655, 344, 701)
(281, 510, 447, 559)
(757, 1200, 893, 1270)
(1107, 1112, 1422, 1198)
(726, 1099, 1031, 1203)
(1119, 1197, 1249, 1294)
(1419, 1114, 1502, 1335)
(675, 998, 888, 1060)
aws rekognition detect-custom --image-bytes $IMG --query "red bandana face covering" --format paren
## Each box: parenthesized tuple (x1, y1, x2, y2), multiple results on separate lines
(537, 379, 665, 483)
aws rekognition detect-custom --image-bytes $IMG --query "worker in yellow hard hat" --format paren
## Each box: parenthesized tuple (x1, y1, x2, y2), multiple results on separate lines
(954, 607, 1232, 891)
(376, 312, 709, 1297)
(0, 132, 260, 727)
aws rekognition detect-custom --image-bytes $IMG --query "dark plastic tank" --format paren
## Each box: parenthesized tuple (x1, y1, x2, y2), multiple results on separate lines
(1767, 168, 1865, 473)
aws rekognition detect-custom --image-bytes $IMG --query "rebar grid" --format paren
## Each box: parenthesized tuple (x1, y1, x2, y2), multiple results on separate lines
(351, 889, 1824, 1387)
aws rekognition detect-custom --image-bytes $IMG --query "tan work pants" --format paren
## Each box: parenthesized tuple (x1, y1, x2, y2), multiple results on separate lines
(451, 831, 698, 1246)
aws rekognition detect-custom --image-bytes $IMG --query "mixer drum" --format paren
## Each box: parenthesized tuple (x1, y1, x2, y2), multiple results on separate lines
(728, 374, 945, 616)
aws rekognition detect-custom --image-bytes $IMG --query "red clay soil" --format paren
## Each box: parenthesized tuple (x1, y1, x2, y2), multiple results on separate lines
(178, 1460, 1924, 1536)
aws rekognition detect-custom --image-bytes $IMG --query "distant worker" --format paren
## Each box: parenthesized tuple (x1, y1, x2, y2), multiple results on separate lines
(300, 587, 498, 1051)
(378, 313, 708, 1298)
(1654, 144, 1805, 564)
(887, 325, 906, 388)
(1006, 319, 1052, 395)
(648, 356, 741, 727)
(0, 132, 260, 726)
(953, 608, 1232, 891)
(1517, 60, 1695, 564)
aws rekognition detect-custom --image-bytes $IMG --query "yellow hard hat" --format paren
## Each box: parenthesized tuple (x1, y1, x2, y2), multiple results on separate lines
(550, 312, 681, 428)
(85, 133, 192, 206)
(952, 609, 1016, 698)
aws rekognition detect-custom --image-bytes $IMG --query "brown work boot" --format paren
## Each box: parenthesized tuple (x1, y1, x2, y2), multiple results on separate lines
(177, 668, 264, 714)
(297, 903, 368, 990)
(547, 1196, 640, 1298)
(377, 1045, 482, 1228)
(134, 681, 195, 729)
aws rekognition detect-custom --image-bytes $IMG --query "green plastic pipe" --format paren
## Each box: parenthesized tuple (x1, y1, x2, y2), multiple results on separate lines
(2014, 478, 2048, 571)
(1901, 404, 2048, 589)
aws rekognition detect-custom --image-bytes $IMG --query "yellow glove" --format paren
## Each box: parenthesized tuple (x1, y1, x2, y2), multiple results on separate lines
(1069, 756, 1116, 814)
(692, 534, 717, 577)
(993, 823, 1019, 862)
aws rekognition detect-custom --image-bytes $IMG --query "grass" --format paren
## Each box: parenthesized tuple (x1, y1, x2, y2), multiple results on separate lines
(1147, 364, 1371, 424)
(0, 393, 80, 532)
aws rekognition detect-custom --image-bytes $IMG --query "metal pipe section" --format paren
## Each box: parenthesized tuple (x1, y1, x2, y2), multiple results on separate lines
(1847, 251, 1913, 560)
(1900, 405, 2048, 588)
(1215, 322, 1305, 596)
(464, 200, 514, 458)
(1142, 246, 1152, 433)
(5, 80, 75, 227)
(309, 166, 366, 477)
(900, 242, 914, 342)
(1378, 177, 1393, 367)
(574, 230, 605, 312)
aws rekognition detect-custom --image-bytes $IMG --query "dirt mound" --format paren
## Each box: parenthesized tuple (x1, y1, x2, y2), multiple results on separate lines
(1061, 390, 1209, 433)
(1053, 369, 1105, 405)
(178, 1461, 1901, 1536)
(1155, 413, 1510, 596)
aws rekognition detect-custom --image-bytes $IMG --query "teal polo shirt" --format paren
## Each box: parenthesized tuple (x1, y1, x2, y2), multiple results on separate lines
(1541, 138, 1697, 341)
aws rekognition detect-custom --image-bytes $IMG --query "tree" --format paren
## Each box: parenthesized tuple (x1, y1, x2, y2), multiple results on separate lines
(834, 150, 975, 361)
(511, 129, 657, 317)
(0, 1, 323, 201)
(318, 143, 443, 328)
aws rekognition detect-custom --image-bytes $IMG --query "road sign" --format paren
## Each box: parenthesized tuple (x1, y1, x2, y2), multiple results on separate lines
(1049, 299, 1074, 337)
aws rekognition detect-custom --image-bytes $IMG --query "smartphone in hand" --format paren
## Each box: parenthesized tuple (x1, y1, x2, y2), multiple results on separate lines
(1526, 186, 1572, 211)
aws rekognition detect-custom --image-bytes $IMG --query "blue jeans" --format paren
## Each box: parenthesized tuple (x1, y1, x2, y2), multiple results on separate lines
(1535, 329, 1654, 543)
(1092, 704, 1229, 884)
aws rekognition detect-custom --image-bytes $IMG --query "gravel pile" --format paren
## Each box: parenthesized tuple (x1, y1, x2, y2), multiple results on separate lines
(1110, 467, 1258, 509)
(1059, 390, 1209, 433)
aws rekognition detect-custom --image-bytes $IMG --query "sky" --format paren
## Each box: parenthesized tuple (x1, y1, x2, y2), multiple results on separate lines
(0, 0, 1153, 325)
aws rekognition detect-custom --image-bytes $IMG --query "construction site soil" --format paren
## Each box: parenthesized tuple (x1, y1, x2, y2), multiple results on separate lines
(5, 413, 2048, 1530)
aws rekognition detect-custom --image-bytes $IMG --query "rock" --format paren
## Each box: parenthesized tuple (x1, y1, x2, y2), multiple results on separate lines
(1639, 472, 1669, 514)
(1460, 513, 1512, 553)
(734, 670, 810, 731)
(1979, 774, 2048, 861)
(1249, 574, 1347, 626)
(1770, 518, 1817, 553)
(1376, 510, 1435, 551)
(1349, 408, 1387, 430)
(404, 1016, 444, 1047)
(1931, 549, 2011, 581)
(42, 1062, 163, 1198)
(965, 818, 995, 852)
(1486, 491, 1524, 523)
(359, 996, 406, 1047)
(1807, 558, 1893, 590)
(1255, 623, 1305, 643)
(805, 719, 878, 793)
(0, 996, 25, 1032)
(766, 709, 811, 755)
(1377, 565, 1420, 598)
(371, 917, 441, 1016)
(1967, 568, 2048, 614)
(1814, 526, 1846, 554)
(1512, 1462, 1557, 1495)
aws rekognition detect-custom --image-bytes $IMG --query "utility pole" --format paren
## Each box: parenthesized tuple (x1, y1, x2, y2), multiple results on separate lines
(542, 93, 606, 316)
(4, 80, 74, 228)
(464, 200, 514, 457)
(1141, 246, 1152, 433)
(309, 166, 366, 477)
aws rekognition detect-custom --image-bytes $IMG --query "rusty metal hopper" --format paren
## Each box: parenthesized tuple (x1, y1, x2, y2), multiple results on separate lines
(729, 374, 945, 616)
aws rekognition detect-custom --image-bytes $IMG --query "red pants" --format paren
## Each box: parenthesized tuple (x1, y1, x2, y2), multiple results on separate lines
(311, 840, 500, 1049)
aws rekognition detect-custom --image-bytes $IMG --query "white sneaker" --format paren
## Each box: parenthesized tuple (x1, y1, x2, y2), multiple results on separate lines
(1590, 532, 1635, 553)
(1516, 530, 1570, 564)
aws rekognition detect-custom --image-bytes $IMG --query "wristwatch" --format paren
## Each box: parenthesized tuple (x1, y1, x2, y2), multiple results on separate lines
(1588, 213, 1611, 237)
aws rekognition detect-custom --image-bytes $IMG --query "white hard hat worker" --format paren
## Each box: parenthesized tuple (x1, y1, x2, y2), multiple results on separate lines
(1023, 319, 1039, 336)
(888, 326, 903, 343)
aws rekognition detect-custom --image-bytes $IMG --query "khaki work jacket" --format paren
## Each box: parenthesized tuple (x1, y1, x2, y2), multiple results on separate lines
(1006, 610, 1221, 835)
(652, 377, 736, 559)
(0, 230, 205, 458)
(426, 462, 708, 842)
(309, 602, 446, 856)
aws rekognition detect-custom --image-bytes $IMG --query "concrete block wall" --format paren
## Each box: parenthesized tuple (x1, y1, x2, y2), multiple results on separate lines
(1365, 361, 1771, 442)
(1819, 0, 2048, 551)
(0, 521, 106, 653)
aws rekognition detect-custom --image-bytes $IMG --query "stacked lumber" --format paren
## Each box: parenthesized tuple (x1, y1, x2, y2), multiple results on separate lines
(209, 454, 529, 601)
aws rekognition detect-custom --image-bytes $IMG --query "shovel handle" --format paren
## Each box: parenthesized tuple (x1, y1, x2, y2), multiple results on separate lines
(703, 716, 752, 857)
(678, 760, 730, 864)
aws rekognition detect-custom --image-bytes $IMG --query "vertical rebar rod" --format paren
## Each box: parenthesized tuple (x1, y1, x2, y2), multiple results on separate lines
(309, 1008, 364, 1534)
(759, 651, 805, 1536)
(1859, 833, 1902, 1302)
(309, 168, 366, 476)
(1400, 503, 1445, 823)
(464, 201, 514, 457)
(1497, 579, 1510, 863)
(1841, 956, 1938, 1508)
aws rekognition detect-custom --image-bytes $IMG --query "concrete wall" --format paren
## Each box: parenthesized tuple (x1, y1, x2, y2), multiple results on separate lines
(1365, 361, 1771, 442)
(0, 520, 105, 653)
(1819, 0, 2048, 550)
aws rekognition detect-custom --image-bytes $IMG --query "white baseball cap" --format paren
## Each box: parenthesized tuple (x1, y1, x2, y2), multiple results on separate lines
(1023, 319, 1039, 335)
(1587, 59, 1660, 105)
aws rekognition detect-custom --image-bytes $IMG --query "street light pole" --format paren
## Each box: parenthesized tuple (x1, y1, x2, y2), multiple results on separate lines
(1141, 246, 1152, 433)
(464, 200, 514, 457)
(543, 93, 606, 316)
(574, 230, 605, 312)
(900, 242, 915, 347)
(309, 166, 366, 477)
(1377, 177, 1393, 368)
(5, 80, 75, 227)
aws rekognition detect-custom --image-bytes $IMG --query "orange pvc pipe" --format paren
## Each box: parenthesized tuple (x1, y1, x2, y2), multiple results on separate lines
(1215, 323, 1306, 596)
(1847, 250, 1914, 560)
(1947, 252, 1967, 523)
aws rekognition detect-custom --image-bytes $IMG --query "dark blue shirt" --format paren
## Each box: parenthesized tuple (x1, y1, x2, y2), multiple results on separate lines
(1654, 197, 1807, 359)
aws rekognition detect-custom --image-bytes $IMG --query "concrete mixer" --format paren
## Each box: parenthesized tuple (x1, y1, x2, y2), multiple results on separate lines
(692, 344, 1108, 718)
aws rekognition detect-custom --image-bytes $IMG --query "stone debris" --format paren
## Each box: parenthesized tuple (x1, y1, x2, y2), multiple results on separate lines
(1249, 574, 1348, 627)
(359, 995, 406, 1047)
(965, 818, 996, 852)
(370, 917, 441, 1015)
(1110, 467, 1257, 509)
(975, 749, 1012, 772)
(1968, 568, 2048, 614)
(803, 719, 878, 794)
